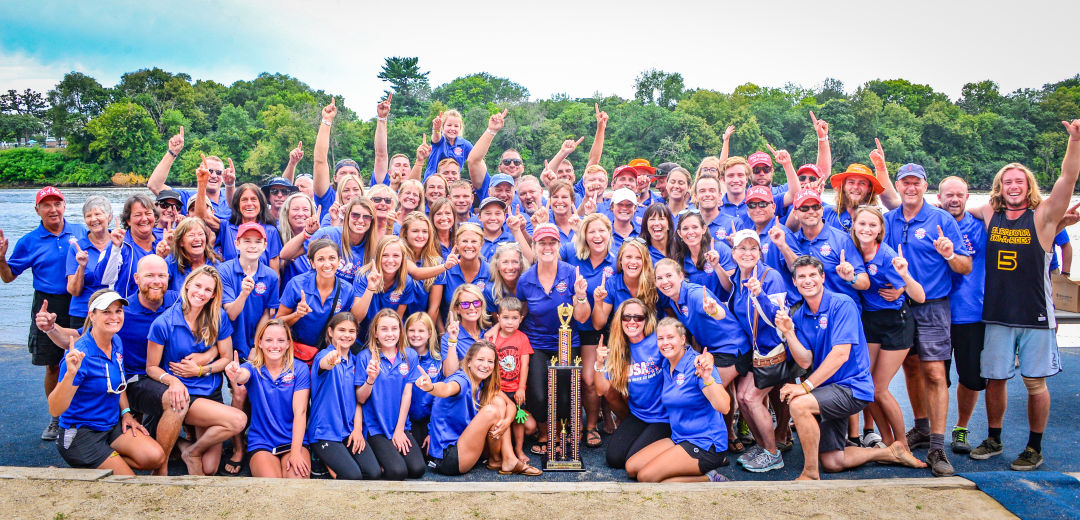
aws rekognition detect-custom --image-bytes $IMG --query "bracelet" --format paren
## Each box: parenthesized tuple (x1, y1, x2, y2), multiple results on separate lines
(376, 117, 387, 122)
(846, 277, 857, 286)
(704, 377, 715, 387)
(322, 118, 333, 126)
(158, 373, 168, 384)
(197, 365, 204, 377)
(707, 308, 721, 319)
(1063, 272, 1071, 276)
(944, 253, 956, 261)
(224, 183, 236, 188)
(167, 149, 178, 158)
(575, 296, 588, 304)
(801, 381, 812, 394)
(818, 137, 828, 142)
(203, 365, 212, 376)
(593, 361, 606, 372)
(120, 407, 131, 416)
(486, 129, 497, 136)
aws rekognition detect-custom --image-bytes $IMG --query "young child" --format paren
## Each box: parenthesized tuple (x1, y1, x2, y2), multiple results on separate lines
(486, 297, 537, 463)
(423, 109, 472, 179)
(404, 312, 441, 454)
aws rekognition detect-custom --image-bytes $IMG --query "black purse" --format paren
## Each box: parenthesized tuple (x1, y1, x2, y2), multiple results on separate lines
(748, 268, 806, 389)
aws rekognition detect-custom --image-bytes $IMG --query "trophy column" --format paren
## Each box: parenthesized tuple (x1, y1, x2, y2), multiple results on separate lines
(544, 303, 585, 471)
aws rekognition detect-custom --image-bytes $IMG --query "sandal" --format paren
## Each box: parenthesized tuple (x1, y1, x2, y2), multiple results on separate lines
(728, 438, 745, 455)
(585, 428, 602, 448)
(222, 455, 244, 476)
(499, 460, 543, 476)
(530, 441, 548, 456)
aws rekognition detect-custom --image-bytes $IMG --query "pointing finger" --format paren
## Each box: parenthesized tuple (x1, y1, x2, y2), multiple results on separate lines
(875, 138, 883, 153)
(809, 111, 818, 125)
(234, 351, 239, 364)
(387, 93, 393, 103)
(200, 153, 207, 168)
(897, 243, 904, 258)
(179, 126, 184, 139)
(500, 108, 508, 118)
(574, 136, 585, 146)
(228, 158, 235, 170)
(839, 249, 846, 263)
(766, 142, 777, 156)
(936, 225, 944, 239)
(41, 300, 48, 312)
(1069, 200, 1080, 212)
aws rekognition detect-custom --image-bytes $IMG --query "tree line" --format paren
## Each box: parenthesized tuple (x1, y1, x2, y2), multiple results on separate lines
(1, 57, 1079, 189)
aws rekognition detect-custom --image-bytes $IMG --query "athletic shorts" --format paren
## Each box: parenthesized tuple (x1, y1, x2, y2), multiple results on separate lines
(56, 422, 123, 469)
(126, 375, 169, 434)
(909, 298, 952, 362)
(29, 291, 70, 366)
(579, 328, 609, 346)
(428, 443, 462, 476)
(862, 304, 914, 351)
(190, 384, 224, 405)
(981, 323, 1061, 380)
(951, 322, 987, 391)
(712, 350, 751, 377)
(677, 440, 727, 474)
(812, 384, 869, 453)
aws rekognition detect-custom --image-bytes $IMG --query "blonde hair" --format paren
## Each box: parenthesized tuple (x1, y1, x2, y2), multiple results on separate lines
(572, 213, 613, 261)
(366, 309, 409, 369)
(402, 211, 443, 290)
(358, 236, 410, 299)
(179, 265, 223, 346)
(696, 156, 721, 175)
(449, 283, 491, 330)
(989, 163, 1042, 212)
(605, 299, 657, 396)
(340, 197, 377, 265)
(278, 192, 316, 244)
(398, 179, 425, 213)
(334, 174, 365, 205)
(721, 156, 751, 177)
(849, 206, 886, 254)
(441, 109, 464, 130)
(367, 183, 398, 234)
(249, 319, 295, 374)
(489, 243, 529, 303)
(464, 340, 501, 406)
(455, 222, 484, 246)
(171, 217, 220, 278)
(616, 240, 658, 311)
(404, 312, 441, 361)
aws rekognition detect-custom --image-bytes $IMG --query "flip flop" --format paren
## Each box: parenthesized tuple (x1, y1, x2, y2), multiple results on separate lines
(585, 428, 602, 448)
(499, 460, 543, 476)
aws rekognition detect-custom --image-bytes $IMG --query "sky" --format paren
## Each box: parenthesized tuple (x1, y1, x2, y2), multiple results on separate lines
(2, 0, 1079, 117)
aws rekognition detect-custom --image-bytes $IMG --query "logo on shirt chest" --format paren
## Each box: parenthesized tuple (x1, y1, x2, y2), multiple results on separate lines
(500, 354, 517, 373)
(427, 364, 439, 377)
(704, 263, 715, 274)
(603, 266, 614, 278)
(818, 314, 829, 330)
(915, 228, 927, 240)
(681, 305, 690, 317)
(819, 243, 833, 257)
(398, 363, 409, 375)
(675, 373, 686, 386)
(389, 292, 401, 303)
(334, 302, 343, 313)
(555, 281, 568, 293)
(868, 264, 878, 275)
(254, 282, 267, 295)
(761, 243, 770, 254)
(715, 228, 728, 240)
(475, 281, 486, 291)
(454, 147, 463, 157)
(282, 371, 295, 384)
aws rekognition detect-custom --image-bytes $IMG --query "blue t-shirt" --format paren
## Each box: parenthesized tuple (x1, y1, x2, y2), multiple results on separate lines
(65, 236, 108, 318)
(860, 244, 908, 312)
(666, 281, 747, 356)
(729, 264, 786, 353)
(883, 202, 969, 300)
(147, 302, 234, 397)
(515, 262, 585, 352)
(950, 213, 987, 325)
(119, 291, 179, 376)
(423, 136, 474, 179)
(787, 225, 866, 305)
(306, 348, 360, 444)
(791, 291, 874, 401)
(215, 221, 282, 266)
(661, 348, 727, 451)
(426, 370, 479, 459)
(8, 220, 87, 294)
(356, 347, 419, 437)
(219, 259, 281, 358)
(58, 333, 125, 431)
(309, 226, 368, 284)
(279, 272, 355, 347)
(608, 334, 668, 423)
(242, 361, 310, 452)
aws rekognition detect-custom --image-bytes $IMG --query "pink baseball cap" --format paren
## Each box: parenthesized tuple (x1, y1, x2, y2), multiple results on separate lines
(532, 223, 561, 243)
(748, 152, 772, 168)
(612, 165, 638, 179)
(35, 186, 64, 205)
(745, 185, 773, 203)
(797, 164, 821, 178)
(237, 222, 267, 240)
(793, 189, 822, 208)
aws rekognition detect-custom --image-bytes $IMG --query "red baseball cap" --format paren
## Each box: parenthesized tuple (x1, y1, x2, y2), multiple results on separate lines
(237, 222, 267, 240)
(612, 165, 637, 179)
(793, 189, 822, 208)
(745, 185, 773, 203)
(797, 164, 821, 178)
(748, 152, 772, 168)
(35, 186, 64, 205)
(532, 223, 561, 243)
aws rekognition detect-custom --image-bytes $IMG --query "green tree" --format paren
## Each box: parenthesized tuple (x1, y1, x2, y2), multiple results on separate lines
(84, 101, 159, 173)
(431, 73, 529, 112)
(378, 57, 431, 117)
(634, 69, 685, 109)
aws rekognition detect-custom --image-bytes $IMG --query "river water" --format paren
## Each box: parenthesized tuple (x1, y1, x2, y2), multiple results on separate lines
(1, 187, 1079, 346)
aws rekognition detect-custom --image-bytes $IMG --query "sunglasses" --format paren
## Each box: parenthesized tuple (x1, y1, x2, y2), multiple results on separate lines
(371, 196, 392, 205)
(458, 300, 483, 309)
(798, 175, 819, 183)
(797, 204, 823, 212)
(105, 363, 127, 395)
(207, 169, 223, 176)
(752, 166, 773, 174)
(349, 212, 373, 222)
(501, 159, 523, 166)
(677, 208, 701, 217)
(746, 201, 772, 209)
(621, 314, 646, 323)
(268, 188, 292, 197)
(157, 201, 181, 211)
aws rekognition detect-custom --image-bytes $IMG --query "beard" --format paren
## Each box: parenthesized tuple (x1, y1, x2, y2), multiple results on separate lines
(140, 284, 166, 305)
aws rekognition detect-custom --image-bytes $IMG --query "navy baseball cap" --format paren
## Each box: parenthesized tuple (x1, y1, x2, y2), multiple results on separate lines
(896, 163, 927, 181)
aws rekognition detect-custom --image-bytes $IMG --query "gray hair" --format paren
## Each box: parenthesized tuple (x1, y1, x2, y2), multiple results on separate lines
(82, 195, 113, 219)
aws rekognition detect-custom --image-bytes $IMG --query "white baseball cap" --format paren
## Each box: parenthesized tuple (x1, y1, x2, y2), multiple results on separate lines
(88, 291, 129, 312)
(610, 188, 638, 206)
(730, 229, 760, 248)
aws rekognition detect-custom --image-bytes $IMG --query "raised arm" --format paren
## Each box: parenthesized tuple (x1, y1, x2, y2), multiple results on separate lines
(869, 138, 900, 210)
(811, 112, 831, 176)
(148, 126, 184, 195)
(718, 125, 734, 165)
(587, 104, 609, 167)
(548, 137, 585, 178)
(767, 143, 798, 204)
(282, 141, 303, 183)
(408, 135, 430, 181)
(466, 109, 506, 192)
(1036, 120, 1080, 246)
(372, 95, 392, 186)
(313, 99, 338, 198)
(194, 155, 220, 231)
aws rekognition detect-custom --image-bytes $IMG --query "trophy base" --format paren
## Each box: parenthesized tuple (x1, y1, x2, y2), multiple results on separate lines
(542, 458, 585, 472)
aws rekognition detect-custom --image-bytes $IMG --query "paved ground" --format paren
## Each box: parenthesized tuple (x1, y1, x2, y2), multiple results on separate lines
(2, 344, 1076, 482)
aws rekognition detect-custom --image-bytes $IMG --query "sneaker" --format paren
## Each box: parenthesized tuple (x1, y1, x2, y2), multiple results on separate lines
(861, 431, 885, 449)
(742, 448, 784, 473)
(845, 437, 860, 448)
(1009, 447, 1044, 471)
(705, 469, 729, 482)
(969, 438, 1004, 460)
(737, 445, 763, 466)
(41, 417, 60, 441)
(951, 427, 972, 455)
(906, 427, 930, 450)
(927, 448, 955, 477)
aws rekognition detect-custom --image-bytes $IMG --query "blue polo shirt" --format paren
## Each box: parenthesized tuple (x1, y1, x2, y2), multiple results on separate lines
(65, 237, 108, 318)
(787, 225, 866, 305)
(95, 232, 159, 301)
(598, 201, 648, 230)
(754, 222, 801, 306)
(7, 220, 87, 294)
(718, 194, 749, 231)
(147, 302, 234, 397)
(883, 202, 969, 300)
(665, 281, 747, 356)
(433, 260, 491, 319)
(215, 221, 282, 265)
(439, 327, 480, 363)
(479, 228, 515, 261)
(120, 291, 179, 376)
(426, 370, 478, 459)
(356, 347, 419, 437)
(178, 189, 231, 220)
(408, 351, 442, 422)
(164, 255, 220, 293)
(609, 226, 641, 255)
(422, 136, 473, 179)
(282, 244, 312, 293)
(516, 262, 585, 352)
(309, 226, 368, 283)
(682, 241, 736, 301)
(661, 347, 727, 451)
(600, 270, 670, 318)
(730, 264, 786, 353)
(610, 334, 668, 423)
(353, 274, 420, 339)
(220, 259, 281, 358)
(280, 272, 355, 347)
(559, 245, 616, 332)
(307, 348, 359, 444)
(58, 333, 125, 431)
(242, 361, 310, 452)
(860, 244, 908, 312)
(950, 213, 987, 325)
(790, 291, 874, 401)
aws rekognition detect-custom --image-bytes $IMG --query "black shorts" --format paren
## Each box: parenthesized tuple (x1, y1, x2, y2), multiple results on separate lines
(29, 291, 70, 366)
(190, 384, 224, 405)
(951, 322, 987, 391)
(812, 385, 869, 453)
(126, 376, 168, 434)
(862, 303, 914, 351)
(69, 315, 87, 328)
(56, 422, 123, 469)
(579, 328, 609, 346)
(428, 443, 462, 476)
(677, 440, 727, 474)
(712, 349, 752, 376)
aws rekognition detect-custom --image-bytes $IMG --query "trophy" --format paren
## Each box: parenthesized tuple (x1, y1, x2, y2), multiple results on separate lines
(544, 303, 585, 471)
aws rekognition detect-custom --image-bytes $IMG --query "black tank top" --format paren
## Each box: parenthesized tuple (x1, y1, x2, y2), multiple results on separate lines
(983, 209, 1055, 328)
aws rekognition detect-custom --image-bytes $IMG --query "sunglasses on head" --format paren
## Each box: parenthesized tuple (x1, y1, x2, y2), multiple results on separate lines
(157, 201, 181, 211)
(502, 159, 523, 166)
(746, 201, 772, 209)
(458, 300, 483, 309)
(621, 314, 646, 323)
(753, 166, 773, 174)
(798, 175, 819, 183)
(797, 204, 823, 212)
(677, 208, 701, 217)
(371, 196, 392, 205)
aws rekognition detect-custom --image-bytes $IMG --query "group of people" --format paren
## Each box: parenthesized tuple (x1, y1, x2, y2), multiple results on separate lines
(3, 91, 1078, 482)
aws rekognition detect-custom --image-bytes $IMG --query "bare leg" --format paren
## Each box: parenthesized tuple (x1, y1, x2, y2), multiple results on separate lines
(736, 375, 776, 453)
(867, 347, 909, 447)
(637, 443, 708, 483)
(956, 385, 980, 429)
(625, 438, 675, 480)
(770, 388, 791, 444)
(581, 344, 601, 433)
(181, 399, 247, 476)
(985, 379, 1007, 429)
(922, 360, 949, 437)
(227, 381, 247, 470)
(250, 451, 283, 478)
(44, 364, 59, 399)
(789, 393, 821, 480)
(902, 355, 928, 425)
(820, 441, 927, 472)
(153, 392, 188, 476)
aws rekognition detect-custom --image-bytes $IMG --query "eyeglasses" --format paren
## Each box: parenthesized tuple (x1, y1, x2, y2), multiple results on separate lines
(753, 166, 773, 174)
(349, 212, 373, 222)
(746, 201, 772, 209)
(797, 204, 823, 212)
(798, 175, 819, 183)
(621, 314, 646, 323)
(157, 201, 181, 211)
(371, 196, 392, 205)
(268, 188, 291, 197)
(501, 159, 523, 166)
(105, 362, 127, 395)
(458, 300, 483, 309)
(699, 167, 719, 174)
